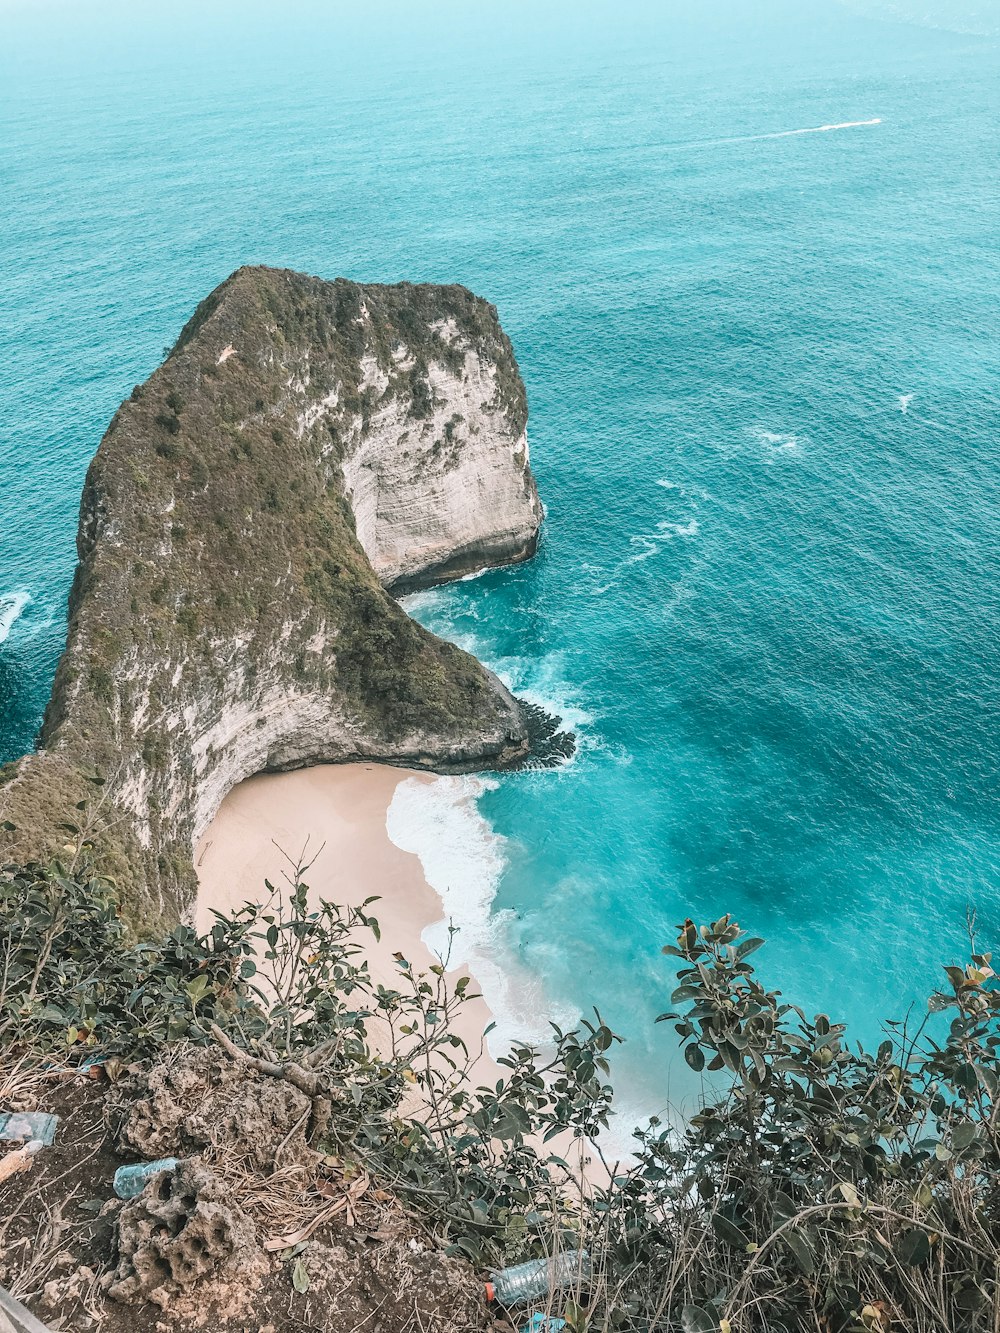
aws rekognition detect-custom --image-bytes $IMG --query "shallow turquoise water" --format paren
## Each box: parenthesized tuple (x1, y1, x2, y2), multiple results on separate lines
(3, 0, 999, 1117)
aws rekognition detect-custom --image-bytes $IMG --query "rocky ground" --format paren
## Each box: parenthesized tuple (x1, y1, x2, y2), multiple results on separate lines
(0, 1048, 507, 1333)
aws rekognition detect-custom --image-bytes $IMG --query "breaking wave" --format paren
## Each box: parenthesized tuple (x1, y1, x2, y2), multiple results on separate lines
(386, 775, 579, 1053)
(0, 591, 30, 646)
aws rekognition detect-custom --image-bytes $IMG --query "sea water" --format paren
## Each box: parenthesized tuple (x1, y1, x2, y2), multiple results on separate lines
(3, 0, 999, 1124)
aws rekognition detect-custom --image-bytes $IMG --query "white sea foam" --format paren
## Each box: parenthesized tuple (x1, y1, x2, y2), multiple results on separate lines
(656, 518, 700, 538)
(404, 583, 593, 746)
(625, 536, 662, 565)
(898, 393, 914, 413)
(386, 774, 505, 962)
(622, 514, 701, 567)
(491, 647, 594, 743)
(386, 776, 578, 1052)
(0, 591, 30, 645)
(655, 478, 680, 490)
(749, 427, 803, 457)
(391, 594, 595, 1047)
(398, 587, 445, 619)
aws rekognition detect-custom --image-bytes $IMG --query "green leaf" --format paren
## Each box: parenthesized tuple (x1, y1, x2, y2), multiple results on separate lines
(291, 1257, 310, 1293)
(784, 1228, 815, 1276)
(736, 937, 765, 960)
(895, 1228, 930, 1266)
(684, 1043, 706, 1072)
(977, 1064, 999, 1097)
(712, 1214, 749, 1249)
(952, 1121, 979, 1152)
(913, 1183, 934, 1210)
(185, 974, 210, 1007)
(772, 1190, 798, 1223)
(680, 1305, 718, 1333)
(836, 1181, 862, 1209)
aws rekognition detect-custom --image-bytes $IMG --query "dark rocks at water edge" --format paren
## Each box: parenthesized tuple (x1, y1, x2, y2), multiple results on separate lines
(515, 701, 576, 768)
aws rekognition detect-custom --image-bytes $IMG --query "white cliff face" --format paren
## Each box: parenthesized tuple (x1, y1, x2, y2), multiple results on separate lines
(340, 350, 541, 589)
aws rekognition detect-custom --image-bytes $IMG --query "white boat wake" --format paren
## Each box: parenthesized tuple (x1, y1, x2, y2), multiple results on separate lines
(631, 118, 883, 157)
(570, 118, 882, 160)
(756, 117, 881, 139)
(705, 118, 882, 150)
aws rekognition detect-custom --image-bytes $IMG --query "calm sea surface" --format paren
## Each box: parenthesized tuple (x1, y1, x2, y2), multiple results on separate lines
(3, 0, 999, 1117)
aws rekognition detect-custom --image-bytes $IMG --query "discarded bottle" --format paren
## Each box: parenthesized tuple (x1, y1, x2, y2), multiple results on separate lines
(113, 1158, 180, 1199)
(485, 1250, 590, 1306)
(0, 1112, 59, 1146)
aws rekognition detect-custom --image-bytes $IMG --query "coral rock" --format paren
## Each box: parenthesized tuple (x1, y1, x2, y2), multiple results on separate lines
(110, 1045, 314, 1174)
(109, 1160, 260, 1308)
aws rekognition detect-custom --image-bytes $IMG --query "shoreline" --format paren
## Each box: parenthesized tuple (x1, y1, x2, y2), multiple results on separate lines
(194, 763, 506, 1088)
(195, 763, 618, 1177)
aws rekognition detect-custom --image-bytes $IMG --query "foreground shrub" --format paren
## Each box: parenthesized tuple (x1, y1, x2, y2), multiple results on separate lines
(2, 856, 999, 1331)
(0, 858, 259, 1055)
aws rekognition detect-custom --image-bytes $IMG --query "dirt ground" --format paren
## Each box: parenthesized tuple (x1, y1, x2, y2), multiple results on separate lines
(0, 1053, 514, 1333)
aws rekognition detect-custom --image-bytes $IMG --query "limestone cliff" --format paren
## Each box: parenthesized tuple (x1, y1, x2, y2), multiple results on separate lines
(0, 266, 558, 928)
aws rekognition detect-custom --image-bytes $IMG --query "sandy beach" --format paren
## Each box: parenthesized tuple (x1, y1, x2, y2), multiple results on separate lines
(194, 763, 504, 1088)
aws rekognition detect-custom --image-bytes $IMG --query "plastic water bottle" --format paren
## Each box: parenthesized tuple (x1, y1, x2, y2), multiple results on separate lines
(0, 1111, 59, 1146)
(113, 1158, 180, 1199)
(486, 1249, 590, 1305)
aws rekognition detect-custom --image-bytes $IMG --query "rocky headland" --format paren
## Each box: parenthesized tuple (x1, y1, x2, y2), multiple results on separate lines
(0, 266, 568, 929)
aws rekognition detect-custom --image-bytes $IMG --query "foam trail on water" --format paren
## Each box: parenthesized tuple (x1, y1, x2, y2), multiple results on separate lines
(386, 775, 579, 1053)
(569, 118, 882, 160)
(653, 118, 882, 155)
(0, 591, 30, 645)
(746, 117, 882, 141)
(748, 427, 804, 458)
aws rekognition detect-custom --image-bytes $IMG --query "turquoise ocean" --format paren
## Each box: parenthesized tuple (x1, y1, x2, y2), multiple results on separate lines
(3, 0, 999, 1120)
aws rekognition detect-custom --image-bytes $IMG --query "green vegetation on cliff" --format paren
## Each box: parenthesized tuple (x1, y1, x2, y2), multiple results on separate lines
(60, 268, 526, 747)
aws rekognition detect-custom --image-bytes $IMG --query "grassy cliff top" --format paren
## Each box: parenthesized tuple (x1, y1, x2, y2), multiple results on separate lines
(49, 266, 529, 756)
